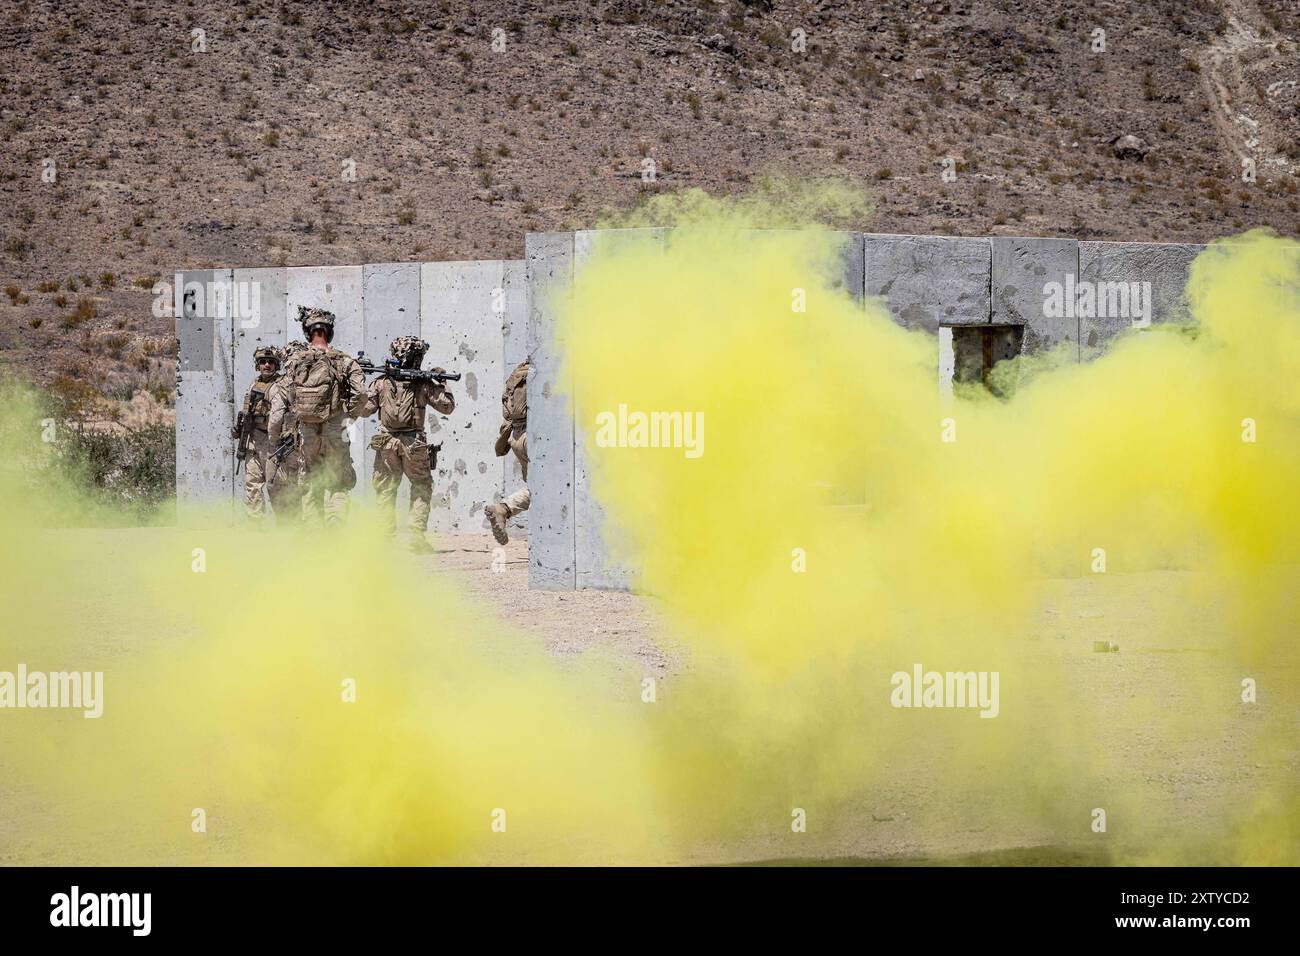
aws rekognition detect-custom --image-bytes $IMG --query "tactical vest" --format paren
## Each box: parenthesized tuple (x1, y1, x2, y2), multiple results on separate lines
(244, 379, 273, 431)
(289, 349, 346, 424)
(377, 379, 423, 432)
(502, 361, 529, 426)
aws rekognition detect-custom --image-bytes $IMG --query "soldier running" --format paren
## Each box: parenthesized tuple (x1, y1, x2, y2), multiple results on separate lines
(356, 335, 456, 554)
(484, 359, 530, 545)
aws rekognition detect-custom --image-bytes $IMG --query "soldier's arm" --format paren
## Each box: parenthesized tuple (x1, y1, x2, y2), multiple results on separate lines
(267, 383, 286, 446)
(421, 377, 455, 415)
(352, 377, 381, 419)
(342, 357, 371, 418)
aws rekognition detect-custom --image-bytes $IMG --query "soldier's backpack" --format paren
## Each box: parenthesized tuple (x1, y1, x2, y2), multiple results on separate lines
(378, 378, 420, 432)
(502, 361, 529, 425)
(290, 349, 345, 424)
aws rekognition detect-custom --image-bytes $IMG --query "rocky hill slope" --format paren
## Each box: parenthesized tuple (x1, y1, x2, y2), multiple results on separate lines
(1, 0, 1297, 415)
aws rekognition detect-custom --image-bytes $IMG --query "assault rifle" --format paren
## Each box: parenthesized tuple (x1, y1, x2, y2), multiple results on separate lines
(269, 433, 296, 465)
(233, 408, 256, 474)
(356, 352, 462, 384)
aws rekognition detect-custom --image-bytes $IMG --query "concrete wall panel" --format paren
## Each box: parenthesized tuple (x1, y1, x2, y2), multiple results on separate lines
(525, 232, 577, 590)
(231, 267, 287, 434)
(863, 233, 991, 331)
(286, 266, 366, 496)
(572, 228, 667, 590)
(1078, 242, 1205, 350)
(175, 269, 235, 526)
(991, 237, 1080, 356)
(838, 231, 866, 305)
(421, 260, 506, 533)
(568, 227, 861, 591)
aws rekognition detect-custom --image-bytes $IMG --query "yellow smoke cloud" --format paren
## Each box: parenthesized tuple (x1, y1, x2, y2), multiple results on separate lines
(0, 188, 1296, 865)
(0, 392, 660, 865)
(561, 196, 1299, 862)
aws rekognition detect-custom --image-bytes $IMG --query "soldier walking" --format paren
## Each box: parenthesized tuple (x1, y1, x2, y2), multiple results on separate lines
(268, 307, 368, 529)
(358, 336, 456, 554)
(233, 345, 293, 523)
(263, 340, 306, 523)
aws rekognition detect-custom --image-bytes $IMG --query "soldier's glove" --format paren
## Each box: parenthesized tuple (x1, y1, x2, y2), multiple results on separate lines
(494, 421, 512, 457)
(229, 426, 240, 439)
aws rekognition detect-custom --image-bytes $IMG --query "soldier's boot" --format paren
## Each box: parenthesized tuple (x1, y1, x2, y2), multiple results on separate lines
(484, 502, 510, 545)
(408, 535, 435, 555)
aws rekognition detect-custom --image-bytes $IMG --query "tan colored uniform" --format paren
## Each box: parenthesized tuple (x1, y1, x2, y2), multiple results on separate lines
(264, 377, 300, 523)
(496, 362, 530, 517)
(269, 346, 368, 529)
(238, 376, 296, 521)
(359, 375, 455, 537)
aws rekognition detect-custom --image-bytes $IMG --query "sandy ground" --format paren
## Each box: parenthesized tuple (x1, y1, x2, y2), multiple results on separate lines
(426, 533, 677, 670)
(402, 534, 1298, 865)
(1, 528, 1295, 866)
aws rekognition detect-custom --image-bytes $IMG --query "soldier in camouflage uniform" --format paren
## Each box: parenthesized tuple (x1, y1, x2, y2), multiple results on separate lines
(356, 335, 456, 554)
(484, 360, 529, 545)
(268, 307, 368, 529)
(263, 340, 307, 523)
(233, 345, 289, 522)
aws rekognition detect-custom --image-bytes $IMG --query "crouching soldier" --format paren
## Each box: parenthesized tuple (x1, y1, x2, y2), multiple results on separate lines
(358, 335, 455, 554)
(484, 360, 529, 545)
(233, 346, 291, 523)
(270, 307, 368, 529)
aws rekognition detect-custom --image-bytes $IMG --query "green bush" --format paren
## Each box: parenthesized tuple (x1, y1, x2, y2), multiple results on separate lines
(52, 422, 176, 520)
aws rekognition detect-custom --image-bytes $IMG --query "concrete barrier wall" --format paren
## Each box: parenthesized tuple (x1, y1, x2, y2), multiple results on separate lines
(422, 260, 510, 533)
(572, 228, 668, 590)
(534, 228, 866, 591)
(1078, 241, 1204, 349)
(179, 233, 1218, 589)
(863, 233, 990, 331)
(524, 232, 576, 589)
(527, 231, 1215, 589)
(175, 259, 523, 533)
(175, 268, 235, 527)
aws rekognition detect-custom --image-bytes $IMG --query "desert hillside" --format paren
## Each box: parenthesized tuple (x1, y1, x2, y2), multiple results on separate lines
(1, 0, 1297, 413)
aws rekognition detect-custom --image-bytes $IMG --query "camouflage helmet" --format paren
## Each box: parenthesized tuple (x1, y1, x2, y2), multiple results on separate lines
(297, 305, 336, 341)
(253, 345, 281, 369)
(389, 335, 429, 365)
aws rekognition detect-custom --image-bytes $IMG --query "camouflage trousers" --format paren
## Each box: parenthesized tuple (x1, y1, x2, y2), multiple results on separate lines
(243, 430, 298, 523)
(502, 427, 530, 517)
(371, 430, 433, 536)
(298, 418, 356, 528)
